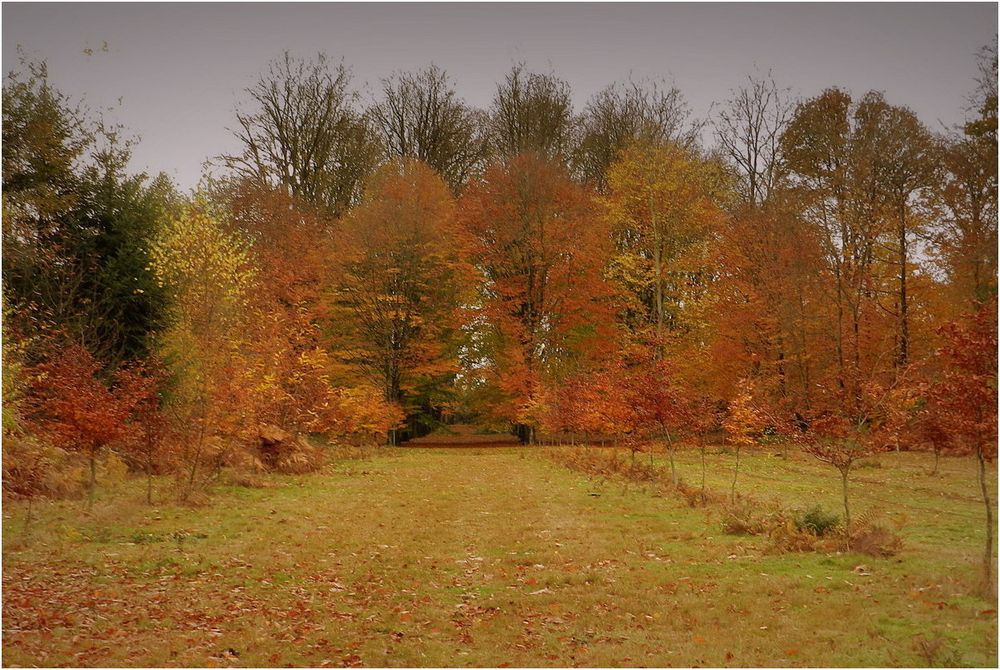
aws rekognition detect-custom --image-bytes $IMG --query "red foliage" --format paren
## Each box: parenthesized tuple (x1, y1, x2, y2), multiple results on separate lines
(26, 345, 132, 459)
(927, 302, 998, 460)
(24, 344, 158, 502)
(116, 356, 173, 479)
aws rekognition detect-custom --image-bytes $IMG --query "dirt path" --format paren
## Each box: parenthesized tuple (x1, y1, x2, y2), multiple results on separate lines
(3, 448, 996, 667)
(403, 424, 520, 446)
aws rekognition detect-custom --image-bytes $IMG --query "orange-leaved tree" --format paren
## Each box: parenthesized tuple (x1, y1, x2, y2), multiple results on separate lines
(330, 158, 471, 442)
(627, 351, 688, 482)
(722, 378, 767, 504)
(459, 153, 614, 441)
(225, 183, 344, 438)
(797, 377, 910, 546)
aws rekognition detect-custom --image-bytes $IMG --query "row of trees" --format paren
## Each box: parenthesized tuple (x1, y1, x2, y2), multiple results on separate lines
(3, 47, 996, 581)
(219, 55, 702, 209)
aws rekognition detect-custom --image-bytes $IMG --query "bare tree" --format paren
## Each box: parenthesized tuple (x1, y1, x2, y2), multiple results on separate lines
(964, 40, 998, 152)
(220, 52, 378, 216)
(370, 65, 486, 191)
(488, 63, 576, 164)
(575, 78, 701, 191)
(713, 71, 793, 209)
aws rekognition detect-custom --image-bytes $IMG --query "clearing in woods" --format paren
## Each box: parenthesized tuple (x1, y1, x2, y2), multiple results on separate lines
(2, 446, 997, 667)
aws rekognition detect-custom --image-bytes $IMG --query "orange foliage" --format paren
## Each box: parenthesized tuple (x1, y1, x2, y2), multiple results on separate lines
(459, 154, 615, 435)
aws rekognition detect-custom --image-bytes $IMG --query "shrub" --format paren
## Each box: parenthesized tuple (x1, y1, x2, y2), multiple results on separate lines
(850, 517, 904, 557)
(675, 479, 719, 508)
(722, 501, 772, 535)
(270, 435, 325, 474)
(97, 451, 130, 489)
(2, 436, 86, 500)
(795, 506, 840, 536)
(326, 443, 379, 461)
(767, 519, 820, 554)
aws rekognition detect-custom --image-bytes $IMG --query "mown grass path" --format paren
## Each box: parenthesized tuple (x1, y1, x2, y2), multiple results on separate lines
(3, 448, 997, 667)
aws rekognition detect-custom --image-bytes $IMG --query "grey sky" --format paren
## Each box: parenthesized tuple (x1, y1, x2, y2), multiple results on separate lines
(3, 2, 997, 191)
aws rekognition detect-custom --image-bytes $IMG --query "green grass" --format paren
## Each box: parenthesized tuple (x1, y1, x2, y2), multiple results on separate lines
(2, 447, 997, 667)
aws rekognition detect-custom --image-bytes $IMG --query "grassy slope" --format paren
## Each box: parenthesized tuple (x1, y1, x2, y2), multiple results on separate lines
(2, 447, 997, 667)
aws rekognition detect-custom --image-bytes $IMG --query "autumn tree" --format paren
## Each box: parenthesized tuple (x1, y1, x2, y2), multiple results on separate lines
(781, 89, 889, 416)
(926, 303, 998, 590)
(964, 41, 998, 160)
(330, 386, 406, 444)
(150, 207, 254, 495)
(796, 375, 913, 547)
(220, 52, 379, 216)
(707, 198, 825, 410)
(722, 379, 767, 504)
(24, 345, 136, 508)
(851, 93, 936, 368)
(602, 141, 726, 353)
(371, 65, 486, 191)
(932, 134, 998, 305)
(488, 64, 576, 164)
(222, 183, 345, 437)
(459, 154, 614, 441)
(629, 353, 688, 482)
(931, 45, 998, 306)
(329, 158, 469, 441)
(576, 79, 701, 190)
(689, 395, 723, 501)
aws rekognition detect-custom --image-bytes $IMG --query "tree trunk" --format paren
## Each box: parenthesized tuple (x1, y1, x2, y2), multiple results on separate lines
(651, 189, 664, 356)
(655, 242, 664, 347)
(87, 450, 97, 511)
(700, 442, 707, 503)
(187, 436, 203, 497)
(841, 466, 851, 551)
(835, 265, 846, 405)
(185, 406, 208, 501)
(664, 430, 677, 486)
(978, 444, 994, 593)
(897, 203, 909, 368)
(731, 447, 740, 505)
(797, 285, 812, 409)
(776, 339, 787, 398)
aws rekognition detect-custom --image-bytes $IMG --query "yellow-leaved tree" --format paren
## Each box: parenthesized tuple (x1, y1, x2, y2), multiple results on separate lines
(602, 141, 727, 355)
(150, 206, 254, 495)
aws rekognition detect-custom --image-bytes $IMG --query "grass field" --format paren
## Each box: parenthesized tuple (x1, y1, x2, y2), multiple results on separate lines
(2, 446, 997, 667)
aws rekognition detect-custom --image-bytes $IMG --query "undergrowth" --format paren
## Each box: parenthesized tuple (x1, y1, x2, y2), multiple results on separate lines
(547, 445, 903, 557)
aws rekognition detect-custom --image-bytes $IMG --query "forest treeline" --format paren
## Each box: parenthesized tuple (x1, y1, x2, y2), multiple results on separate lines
(2, 49, 997, 575)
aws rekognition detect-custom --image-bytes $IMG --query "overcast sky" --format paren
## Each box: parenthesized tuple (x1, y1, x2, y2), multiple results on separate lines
(3, 2, 997, 190)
